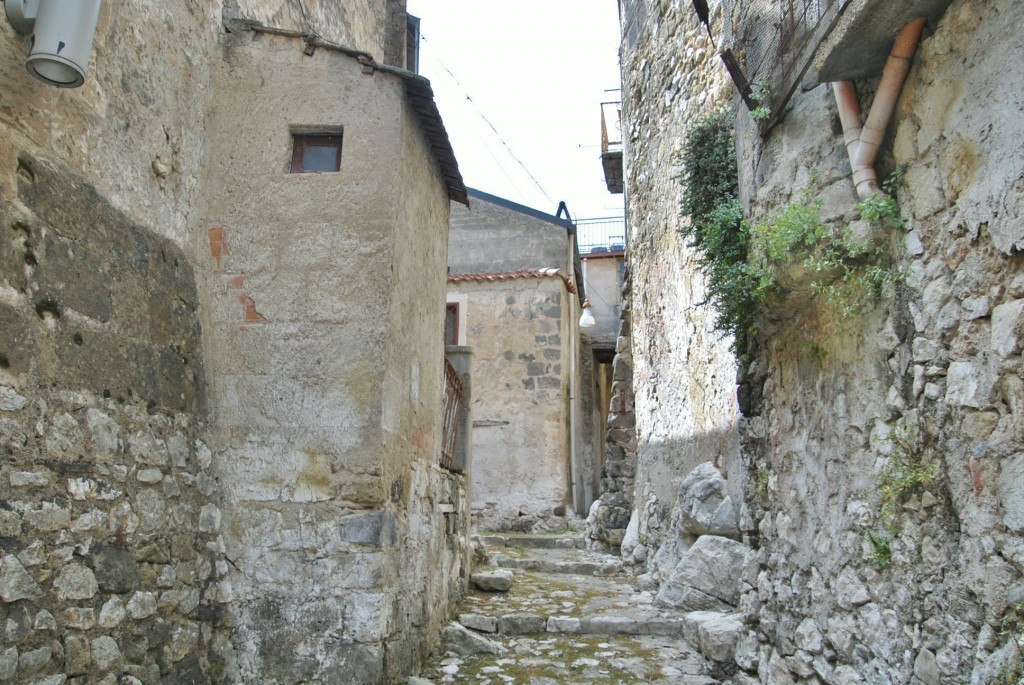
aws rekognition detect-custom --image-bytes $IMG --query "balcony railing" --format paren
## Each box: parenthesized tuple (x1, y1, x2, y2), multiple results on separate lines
(440, 356, 462, 471)
(600, 101, 624, 194)
(577, 217, 626, 256)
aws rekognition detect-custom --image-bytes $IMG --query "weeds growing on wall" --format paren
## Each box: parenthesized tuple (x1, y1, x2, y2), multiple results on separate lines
(875, 424, 936, 533)
(678, 110, 906, 354)
(679, 108, 769, 353)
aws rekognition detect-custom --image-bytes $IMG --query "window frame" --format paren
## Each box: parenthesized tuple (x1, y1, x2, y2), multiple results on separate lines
(444, 302, 460, 347)
(289, 131, 343, 174)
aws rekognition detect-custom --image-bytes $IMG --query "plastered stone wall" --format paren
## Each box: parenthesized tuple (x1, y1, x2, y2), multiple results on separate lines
(448, 193, 571, 276)
(617, 0, 741, 551)
(197, 29, 465, 683)
(448, 277, 573, 530)
(731, 0, 1024, 681)
(3, 1, 467, 683)
(224, 0, 408, 65)
(0, 4, 233, 684)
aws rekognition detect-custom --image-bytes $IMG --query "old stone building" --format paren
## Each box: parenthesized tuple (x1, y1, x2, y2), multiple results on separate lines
(1, 2, 469, 684)
(607, 0, 1024, 682)
(447, 189, 602, 531)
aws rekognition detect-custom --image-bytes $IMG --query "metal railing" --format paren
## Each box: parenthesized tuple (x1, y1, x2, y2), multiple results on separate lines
(440, 356, 462, 471)
(577, 217, 626, 256)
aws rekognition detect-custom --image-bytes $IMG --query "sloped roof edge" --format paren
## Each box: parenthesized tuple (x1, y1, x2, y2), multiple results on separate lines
(448, 268, 578, 294)
(232, 21, 469, 207)
(467, 188, 574, 230)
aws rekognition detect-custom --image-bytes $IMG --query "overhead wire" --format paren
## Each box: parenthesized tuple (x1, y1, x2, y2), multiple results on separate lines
(420, 33, 555, 206)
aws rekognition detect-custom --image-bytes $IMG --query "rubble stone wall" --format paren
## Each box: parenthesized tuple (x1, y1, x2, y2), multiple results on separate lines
(620, 0, 1024, 681)
(616, 0, 740, 552)
(733, 1, 1024, 681)
(0, 156, 231, 684)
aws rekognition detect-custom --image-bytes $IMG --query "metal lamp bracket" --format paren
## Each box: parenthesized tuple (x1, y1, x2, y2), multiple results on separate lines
(5, 0, 40, 34)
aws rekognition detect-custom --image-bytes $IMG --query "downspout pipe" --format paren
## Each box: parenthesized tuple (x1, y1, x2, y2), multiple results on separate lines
(832, 18, 926, 199)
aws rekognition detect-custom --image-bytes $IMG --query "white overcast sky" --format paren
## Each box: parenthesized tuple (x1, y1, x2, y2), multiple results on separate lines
(406, 1, 624, 221)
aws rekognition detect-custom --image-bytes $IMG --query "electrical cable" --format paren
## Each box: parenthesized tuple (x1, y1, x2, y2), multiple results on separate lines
(421, 33, 555, 206)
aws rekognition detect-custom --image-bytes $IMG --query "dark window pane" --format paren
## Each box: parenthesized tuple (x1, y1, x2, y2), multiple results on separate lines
(302, 144, 339, 172)
(445, 304, 458, 345)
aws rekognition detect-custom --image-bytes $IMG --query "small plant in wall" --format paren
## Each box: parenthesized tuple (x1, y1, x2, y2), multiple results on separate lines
(996, 603, 1024, 684)
(750, 80, 772, 123)
(857, 165, 908, 229)
(875, 423, 936, 533)
(865, 530, 893, 568)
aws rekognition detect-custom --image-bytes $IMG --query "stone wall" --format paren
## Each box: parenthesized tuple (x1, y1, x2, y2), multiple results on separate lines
(731, 1, 1024, 681)
(447, 276, 574, 530)
(197, 29, 465, 683)
(0, 155, 231, 684)
(616, 0, 740, 552)
(619, 0, 1024, 681)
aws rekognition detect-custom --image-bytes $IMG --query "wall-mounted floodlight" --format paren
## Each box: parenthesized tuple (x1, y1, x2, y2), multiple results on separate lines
(5, 0, 103, 88)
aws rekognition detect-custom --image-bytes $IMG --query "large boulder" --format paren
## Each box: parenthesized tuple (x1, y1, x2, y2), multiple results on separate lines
(439, 623, 503, 656)
(673, 462, 739, 538)
(656, 535, 755, 611)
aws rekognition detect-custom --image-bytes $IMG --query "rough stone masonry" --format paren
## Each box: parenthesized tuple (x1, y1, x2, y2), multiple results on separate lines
(611, 0, 1024, 682)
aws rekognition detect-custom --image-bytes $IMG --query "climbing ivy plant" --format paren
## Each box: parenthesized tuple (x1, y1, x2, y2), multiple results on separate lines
(678, 109, 906, 356)
(678, 108, 767, 354)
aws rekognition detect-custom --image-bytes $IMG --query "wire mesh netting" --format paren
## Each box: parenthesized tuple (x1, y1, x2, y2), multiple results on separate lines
(721, 0, 852, 119)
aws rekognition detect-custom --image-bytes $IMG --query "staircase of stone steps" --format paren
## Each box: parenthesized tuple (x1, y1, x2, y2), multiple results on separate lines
(415, 534, 748, 685)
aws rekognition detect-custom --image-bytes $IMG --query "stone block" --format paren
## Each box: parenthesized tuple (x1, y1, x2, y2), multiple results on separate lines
(339, 510, 398, 546)
(586, 615, 640, 635)
(18, 644, 52, 674)
(92, 545, 138, 594)
(697, 613, 744, 662)
(834, 566, 870, 609)
(91, 636, 121, 672)
(54, 564, 98, 601)
(0, 647, 18, 681)
(440, 622, 503, 655)
(497, 613, 546, 634)
(546, 616, 581, 633)
(998, 452, 1024, 533)
(656, 535, 753, 610)
(673, 461, 740, 538)
(458, 613, 498, 633)
(946, 360, 996, 408)
(470, 569, 513, 592)
(992, 299, 1024, 358)
(0, 554, 42, 602)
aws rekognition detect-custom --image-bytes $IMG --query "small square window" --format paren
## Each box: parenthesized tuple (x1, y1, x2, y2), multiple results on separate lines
(290, 133, 342, 173)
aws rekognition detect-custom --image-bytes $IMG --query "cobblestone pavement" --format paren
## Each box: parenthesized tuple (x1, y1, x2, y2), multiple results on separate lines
(415, 534, 723, 684)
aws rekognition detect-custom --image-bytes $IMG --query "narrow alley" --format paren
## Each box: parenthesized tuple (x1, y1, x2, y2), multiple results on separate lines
(418, 533, 730, 684)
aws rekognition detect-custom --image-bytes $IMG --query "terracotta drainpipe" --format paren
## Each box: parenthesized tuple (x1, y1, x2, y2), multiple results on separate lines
(832, 18, 927, 199)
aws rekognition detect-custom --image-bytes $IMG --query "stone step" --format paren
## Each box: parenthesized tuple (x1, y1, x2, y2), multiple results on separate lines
(489, 552, 622, 576)
(479, 533, 585, 550)
(456, 611, 736, 639)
